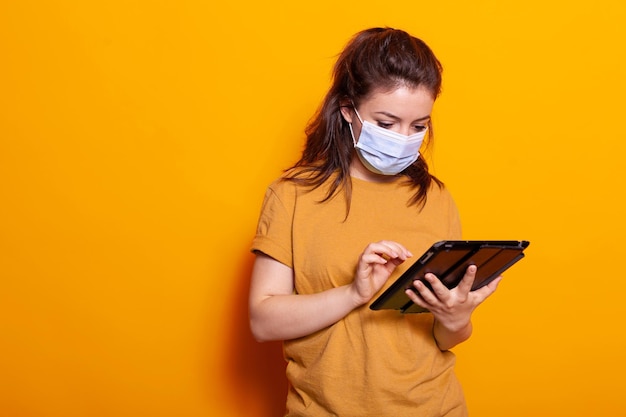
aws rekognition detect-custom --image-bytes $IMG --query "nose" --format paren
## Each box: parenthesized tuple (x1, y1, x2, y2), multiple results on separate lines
(397, 125, 412, 137)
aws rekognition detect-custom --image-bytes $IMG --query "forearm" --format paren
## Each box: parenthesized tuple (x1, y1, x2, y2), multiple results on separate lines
(433, 319, 473, 351)
(250, 284, 362, 342)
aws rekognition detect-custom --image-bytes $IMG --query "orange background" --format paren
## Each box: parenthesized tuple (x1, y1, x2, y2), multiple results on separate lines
(1, 1, 625, 416)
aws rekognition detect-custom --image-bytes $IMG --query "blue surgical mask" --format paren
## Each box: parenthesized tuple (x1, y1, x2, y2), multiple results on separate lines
(348, 108, 427, 175)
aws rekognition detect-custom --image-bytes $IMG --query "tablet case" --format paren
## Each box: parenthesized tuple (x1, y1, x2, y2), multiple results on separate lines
(369, 240, 530, 314)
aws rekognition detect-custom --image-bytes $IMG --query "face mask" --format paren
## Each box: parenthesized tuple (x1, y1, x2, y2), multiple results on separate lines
(348, 108, 427, 175)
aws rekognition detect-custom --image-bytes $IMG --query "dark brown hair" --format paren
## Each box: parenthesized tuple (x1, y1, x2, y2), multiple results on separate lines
(285, 27, 444, 210)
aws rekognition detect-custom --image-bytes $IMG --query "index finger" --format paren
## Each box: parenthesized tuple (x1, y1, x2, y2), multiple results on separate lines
(367, 241, 413, 260)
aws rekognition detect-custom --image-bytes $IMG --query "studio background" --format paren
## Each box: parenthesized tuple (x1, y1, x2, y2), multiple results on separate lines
(1, 1, 625, 416)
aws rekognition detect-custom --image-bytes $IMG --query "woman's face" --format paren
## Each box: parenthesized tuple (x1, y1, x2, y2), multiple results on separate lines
(340, 84, 435, 182)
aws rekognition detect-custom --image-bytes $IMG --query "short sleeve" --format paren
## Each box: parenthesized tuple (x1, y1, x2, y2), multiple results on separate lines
(250, 181, 295, 268)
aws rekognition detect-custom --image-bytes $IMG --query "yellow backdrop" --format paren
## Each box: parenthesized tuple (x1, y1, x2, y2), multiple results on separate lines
(1, 1, 625, 416)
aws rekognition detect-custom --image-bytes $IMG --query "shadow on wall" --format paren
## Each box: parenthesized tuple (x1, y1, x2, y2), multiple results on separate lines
(220, 249, 288, 416)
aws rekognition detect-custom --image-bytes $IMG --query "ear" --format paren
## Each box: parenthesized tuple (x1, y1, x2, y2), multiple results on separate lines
(339, 99, 354, 124)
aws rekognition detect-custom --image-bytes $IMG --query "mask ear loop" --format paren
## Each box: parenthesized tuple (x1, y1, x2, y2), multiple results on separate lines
(350, 100, 364, 124)
(348, 100, 363, 147)
(348, 123, 357, 146)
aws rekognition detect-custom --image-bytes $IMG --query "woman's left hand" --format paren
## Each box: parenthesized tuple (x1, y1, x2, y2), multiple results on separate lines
(405, 265, 501, 333)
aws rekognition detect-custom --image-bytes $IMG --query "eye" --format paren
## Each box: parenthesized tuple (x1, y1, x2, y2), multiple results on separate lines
(377, 121, 393, 129)
(413, 124, 428, 133)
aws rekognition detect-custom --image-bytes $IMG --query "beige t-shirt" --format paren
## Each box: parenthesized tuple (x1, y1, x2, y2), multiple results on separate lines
(252, 174, 466, 417)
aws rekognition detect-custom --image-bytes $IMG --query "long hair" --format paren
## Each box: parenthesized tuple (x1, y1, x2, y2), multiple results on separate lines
(285, 27, 444, 211)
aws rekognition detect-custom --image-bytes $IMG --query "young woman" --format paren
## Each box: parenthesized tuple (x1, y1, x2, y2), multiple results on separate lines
(248, 27, 501, 417)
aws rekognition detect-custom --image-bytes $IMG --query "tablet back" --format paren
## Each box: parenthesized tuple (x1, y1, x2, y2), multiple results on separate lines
(369, 240, 530, 314)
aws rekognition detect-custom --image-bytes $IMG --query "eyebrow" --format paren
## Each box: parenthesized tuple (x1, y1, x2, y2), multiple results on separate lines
(374, 111, 431, 122)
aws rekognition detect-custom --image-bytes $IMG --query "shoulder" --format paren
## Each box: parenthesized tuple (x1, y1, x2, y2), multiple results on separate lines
(421, 180, 459, 214)
(428, 181, 455, 200)
(396, 175, 456, 204)
(259, 177, 296, 216)
(264, 174, 300, 202)
(267, 167, 340, 199)
(260, 171, 318, 212)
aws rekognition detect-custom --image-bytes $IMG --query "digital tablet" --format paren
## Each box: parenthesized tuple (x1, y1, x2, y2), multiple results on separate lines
(369, 240, 530, 314)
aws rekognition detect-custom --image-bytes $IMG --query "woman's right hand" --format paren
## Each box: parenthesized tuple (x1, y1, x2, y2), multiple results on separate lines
(350, 240, 412, 306)
(249, 241, 411, 342)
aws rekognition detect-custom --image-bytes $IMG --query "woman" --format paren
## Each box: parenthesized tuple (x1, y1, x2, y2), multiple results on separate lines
(248, 27, 501, 416)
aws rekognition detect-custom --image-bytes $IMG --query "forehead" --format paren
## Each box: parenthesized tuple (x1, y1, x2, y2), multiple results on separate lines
(359, 85, 435, 118)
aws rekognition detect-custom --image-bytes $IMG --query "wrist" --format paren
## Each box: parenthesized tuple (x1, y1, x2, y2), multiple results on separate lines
(346, 283, 368, 308)
(435, 317, 472, 335)
(433, 319, 473, 351)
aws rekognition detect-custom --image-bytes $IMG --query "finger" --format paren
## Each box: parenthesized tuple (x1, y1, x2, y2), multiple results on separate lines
(422, 272, 458, 302)
(366, 241, 412, 261)
(411, 278, 440, 305)
(456, 264, 477, 294)
(359, 253, 390, 267)
(471, 275, 502, 300)
(405, 286, 427, 306)
(488, 275, 503, 289)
